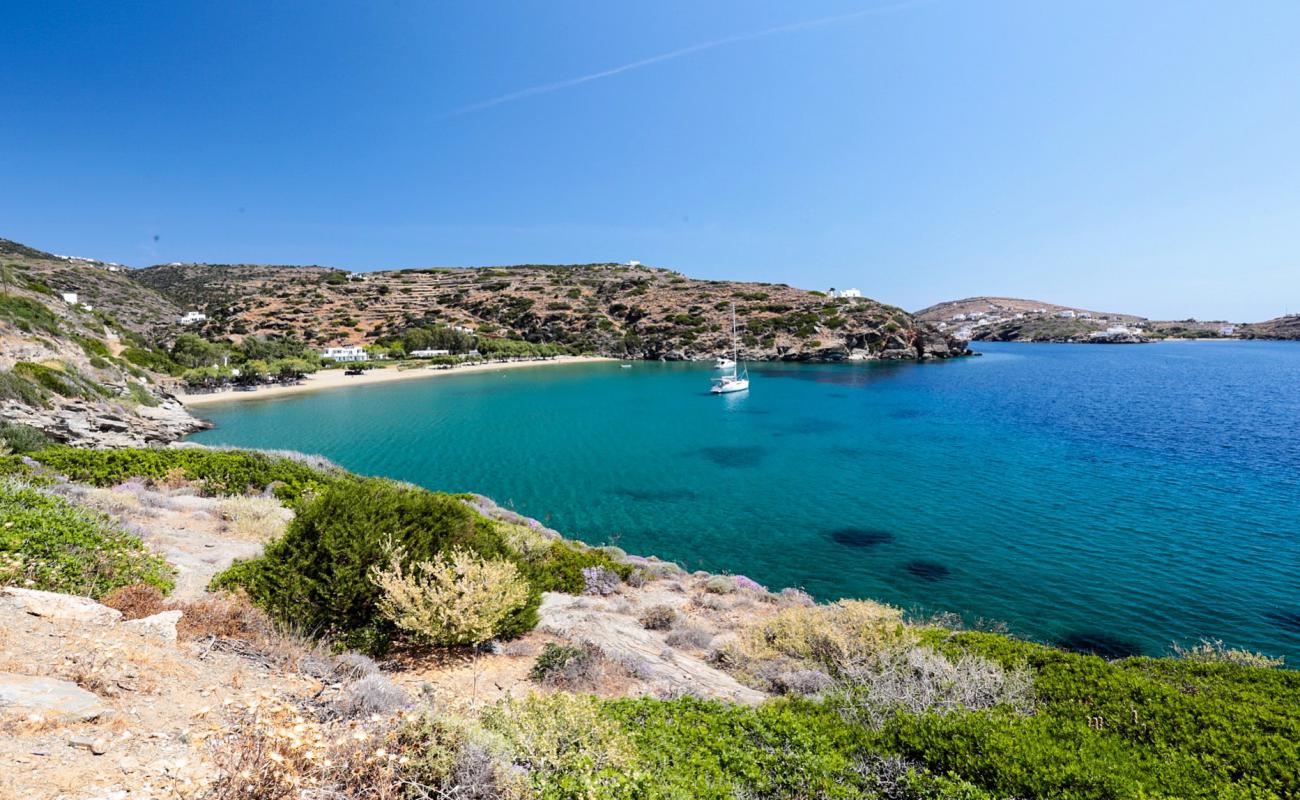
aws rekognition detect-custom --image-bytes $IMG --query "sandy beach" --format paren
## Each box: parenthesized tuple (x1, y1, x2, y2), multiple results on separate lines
(177, 355, 615, 407)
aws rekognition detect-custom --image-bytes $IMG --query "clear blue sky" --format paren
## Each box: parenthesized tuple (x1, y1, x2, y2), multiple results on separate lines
(2, 1, 1297, 320)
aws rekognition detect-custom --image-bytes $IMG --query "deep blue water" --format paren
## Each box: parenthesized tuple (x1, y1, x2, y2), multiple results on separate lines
(189, 342, 1300, 660)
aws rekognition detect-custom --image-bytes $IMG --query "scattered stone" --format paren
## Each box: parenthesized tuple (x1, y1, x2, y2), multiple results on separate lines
(2, 588, 123, 625)
(0, 673, 110, 722)
(122, 609, 182, 642)
(68, 734, 110, 755)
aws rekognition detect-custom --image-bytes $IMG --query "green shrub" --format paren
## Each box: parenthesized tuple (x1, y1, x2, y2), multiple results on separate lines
(0, 480, 173, 597)
(121, 346, 179, 374)
(30, 447, 338, 501)
(0, 295, 61, 335)
(0, 369, 50, 407)
(214, 478, 541, 652)
(11, 361, 105, 400)
(0, 422, 53, 454)
(73, 334, 110, 357)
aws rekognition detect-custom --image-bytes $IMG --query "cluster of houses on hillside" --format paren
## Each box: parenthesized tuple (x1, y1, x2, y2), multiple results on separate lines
(826, 287, 862, 299)
(933, 307, 1143, 340)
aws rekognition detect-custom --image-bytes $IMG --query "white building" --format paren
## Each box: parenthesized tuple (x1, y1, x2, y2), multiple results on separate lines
(840, 288, 862, 298)
(60, 292, 78, 305)
(1078, 312, 1092, 319)
(321, 345, 369, 363)
(1105, 325, 1131, 336)
(627, 260, 641, 267)
(1220, 325, 1236, 336)
(1057, 310, 1077, 319)
(177, 311, 207, 325)
(410, 348, 451, 358)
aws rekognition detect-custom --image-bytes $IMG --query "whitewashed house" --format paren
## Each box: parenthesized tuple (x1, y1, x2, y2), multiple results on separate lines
(177, 311, 207, 325)
(840, 288, 863, 298)
(321, 345, 369, 363)
(1057, 310, 1077, 319)
(60, 292, 79, 305)
(410, 349, 451, 358)
(1220, 325, 1237, 336)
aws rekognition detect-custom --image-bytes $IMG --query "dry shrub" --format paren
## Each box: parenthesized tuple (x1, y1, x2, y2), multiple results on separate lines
(639, 604, 678, 631)
(714, 600, 912, 686)
(399, 711, 531, 800)
(177, 593, 277, 642)
(833, 646, 1035, 729)
(203, 694, 406, 800)
(529, 642, 607, 690)
(217, 495, 293, 542)
(101, 582, 167, 619)
(703, 575, 736, 594)
(1172, 638, 1285, 668)
(335, 674, 410, 719)
(581, 565, 621, 596)
(665, 626, 714, 651)
(372, 547, 530, 647)
(157, 466, 189, 491)
(79, 487, 143, 516)
(494, 520, 553, 559)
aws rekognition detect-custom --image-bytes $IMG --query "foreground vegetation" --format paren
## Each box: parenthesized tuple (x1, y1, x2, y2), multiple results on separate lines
(4, 445, 1297, 799)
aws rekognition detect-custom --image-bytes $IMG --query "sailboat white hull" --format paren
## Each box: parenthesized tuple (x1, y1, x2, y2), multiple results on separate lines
(714, 358, 735, 369)
(711, 378, 749, 394)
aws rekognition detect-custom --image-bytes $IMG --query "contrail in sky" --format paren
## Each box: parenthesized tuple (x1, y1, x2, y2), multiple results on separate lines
(443, 0, 934, 117)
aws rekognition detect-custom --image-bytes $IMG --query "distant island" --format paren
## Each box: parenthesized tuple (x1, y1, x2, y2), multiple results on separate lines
(916, 296, 1300, 343)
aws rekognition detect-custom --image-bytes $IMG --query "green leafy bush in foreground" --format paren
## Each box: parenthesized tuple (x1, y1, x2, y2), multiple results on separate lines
(0, 480, 173, 597)
(0, 422, 53, 454)
(214, 477, 627, 653)
(30, 446, 341, 501)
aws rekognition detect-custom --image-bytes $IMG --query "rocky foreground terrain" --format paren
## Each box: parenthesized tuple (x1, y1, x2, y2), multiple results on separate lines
(0, 462, 797, 800)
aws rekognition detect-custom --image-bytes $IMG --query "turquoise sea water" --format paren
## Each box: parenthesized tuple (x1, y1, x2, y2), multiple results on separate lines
(189, 342, 1300, 660)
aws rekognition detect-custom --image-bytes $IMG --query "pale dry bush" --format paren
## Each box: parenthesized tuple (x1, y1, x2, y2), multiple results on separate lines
(1172, 638, 1285, 668)
(336, 674, 411, 719)
(833, 646, 1035, 729)
(217, 495, 293, 542)
(494, 520, 553, 559)
(399, 710, 531, 800)
(202, 693, 406, 800)
(372, 547, 530, 647)
(714, 600, 912, 687)
(79, 486, 143, 516)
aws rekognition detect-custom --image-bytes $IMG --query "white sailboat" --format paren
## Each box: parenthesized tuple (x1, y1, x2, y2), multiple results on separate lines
(711, 304, 749, 394)
(714, 356, 735, 369)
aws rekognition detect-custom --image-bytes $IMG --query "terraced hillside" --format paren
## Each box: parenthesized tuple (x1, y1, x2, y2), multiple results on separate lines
(134, 262, 969, 361)
(916, 296, 1150, 342)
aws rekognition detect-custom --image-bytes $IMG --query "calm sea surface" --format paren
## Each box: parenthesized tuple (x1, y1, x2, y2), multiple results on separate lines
(188, 341, 1300, 660)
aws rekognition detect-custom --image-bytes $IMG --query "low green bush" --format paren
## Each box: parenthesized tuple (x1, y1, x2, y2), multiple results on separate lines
(0, 422, 54, 454)
(0, 480, 173, 597)
(0, 294, 61, 335)
(0, 369, 50, 407)
(121, 346, 179, 374)
(29, 447, 340, 501)
(11, 361, 105, 400)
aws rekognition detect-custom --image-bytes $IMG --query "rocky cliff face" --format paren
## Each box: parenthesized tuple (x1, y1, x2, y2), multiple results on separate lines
(0, 243, 207, 447)
(134, 262, 971, 362)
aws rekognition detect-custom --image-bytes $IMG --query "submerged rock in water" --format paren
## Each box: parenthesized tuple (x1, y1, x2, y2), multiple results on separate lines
(830, 528, 895, 548)
(1057, 631, 1142, 659)
(695, 445, 767, 468)
(903, 560, 951, 581)
(1266, 609, 1300, 634)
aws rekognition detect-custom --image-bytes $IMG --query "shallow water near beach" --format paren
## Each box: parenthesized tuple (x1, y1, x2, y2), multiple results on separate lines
(189, 341, 1300, 660)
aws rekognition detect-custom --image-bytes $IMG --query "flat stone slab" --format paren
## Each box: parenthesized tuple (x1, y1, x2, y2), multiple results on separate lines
(0, 673, 110, 721)
(2, 588, 122, 625)
(122, 609, 182, 642)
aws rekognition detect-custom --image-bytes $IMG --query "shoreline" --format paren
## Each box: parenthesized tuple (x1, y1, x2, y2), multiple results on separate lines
(176, 355, 615, 407)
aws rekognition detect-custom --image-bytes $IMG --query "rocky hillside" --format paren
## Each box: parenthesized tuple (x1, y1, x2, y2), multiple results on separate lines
(1241, 314, 1300, 340)
(0, 238, 182, 336)
(915, 296, 1150, 343)
(134, 261, 970, 361)
(0, 245, 203, 447)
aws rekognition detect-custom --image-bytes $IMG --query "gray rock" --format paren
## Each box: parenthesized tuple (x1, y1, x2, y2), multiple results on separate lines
(0, 673, 110, 722)
(122, 609, 182, 642)
(2, 588, 123, 625)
